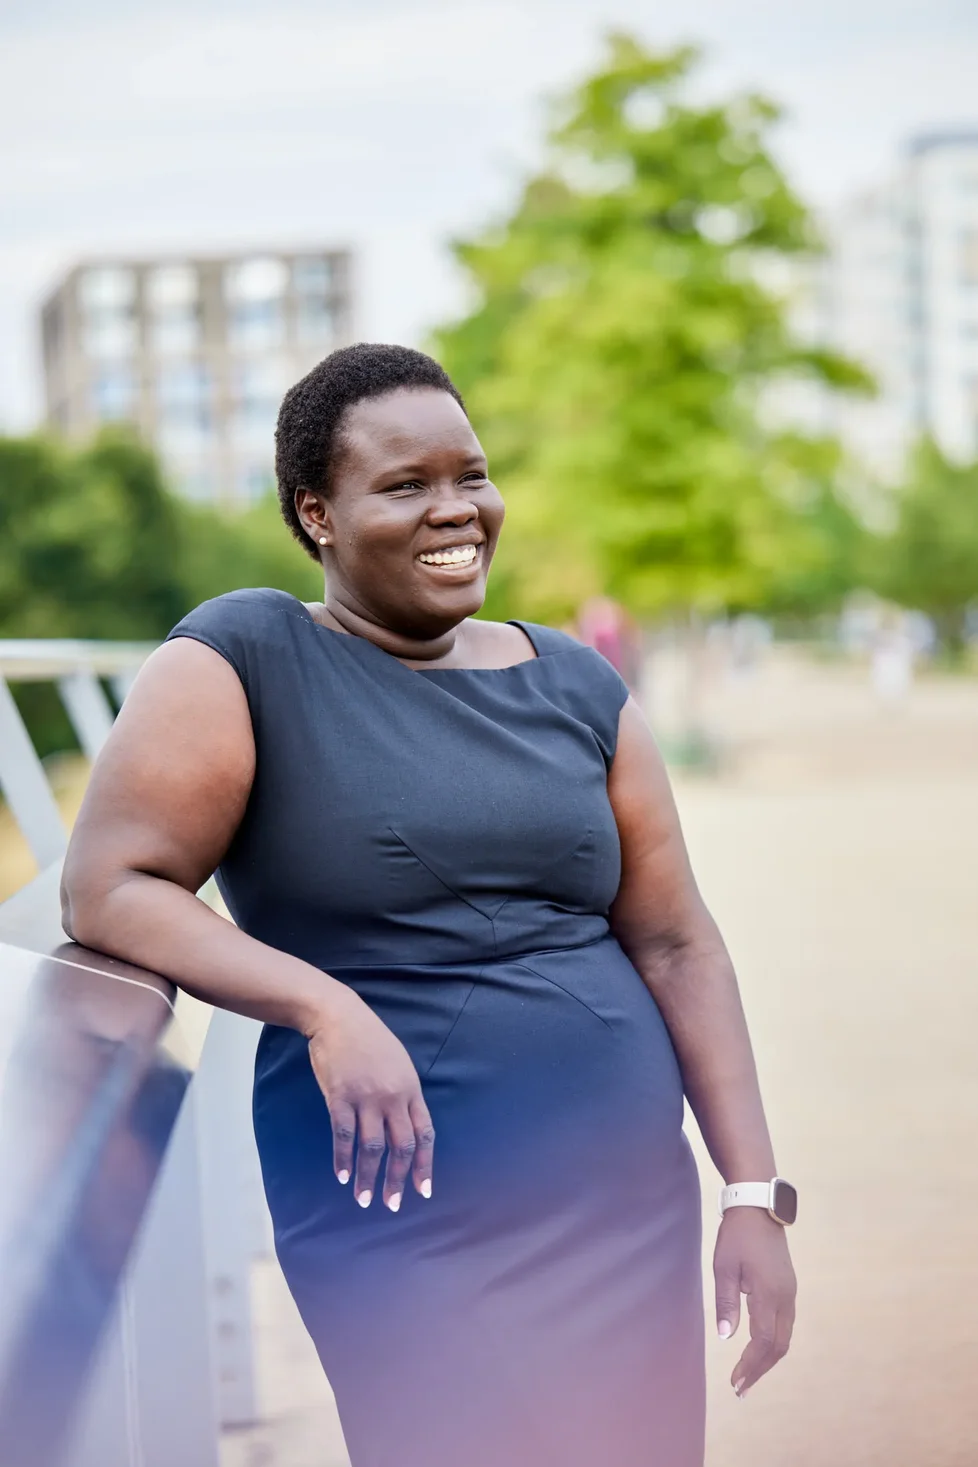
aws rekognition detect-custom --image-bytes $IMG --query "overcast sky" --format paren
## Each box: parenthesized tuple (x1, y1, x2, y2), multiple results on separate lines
(2, 0, 976, 429)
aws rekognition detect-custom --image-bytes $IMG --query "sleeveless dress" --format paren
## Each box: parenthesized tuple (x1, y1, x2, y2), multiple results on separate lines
(167, 588, 705, 1467)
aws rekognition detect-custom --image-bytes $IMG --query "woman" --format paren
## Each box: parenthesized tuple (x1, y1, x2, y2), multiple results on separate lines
(62, 344, 796, 1466)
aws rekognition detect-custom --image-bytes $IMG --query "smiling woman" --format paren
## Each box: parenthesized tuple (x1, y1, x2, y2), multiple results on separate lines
(60, 343, 796, 1467)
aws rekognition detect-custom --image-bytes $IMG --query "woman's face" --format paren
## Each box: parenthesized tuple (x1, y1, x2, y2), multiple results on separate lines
(298, 387, 505, 636)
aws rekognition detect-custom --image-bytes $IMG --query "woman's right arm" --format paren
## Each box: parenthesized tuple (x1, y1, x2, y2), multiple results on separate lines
(61, 637, 434, 1211)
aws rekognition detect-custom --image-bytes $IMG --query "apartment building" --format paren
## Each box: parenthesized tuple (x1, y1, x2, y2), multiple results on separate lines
(40, 248, 354, 506)
(806, 132, 978, 477)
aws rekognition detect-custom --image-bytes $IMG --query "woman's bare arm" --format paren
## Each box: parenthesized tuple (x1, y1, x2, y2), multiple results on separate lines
(608, 696, 795, 1396)
(62, 637, 331, 1032)
(61, 637, 436, 1210)
(608, 697, 776, 1186)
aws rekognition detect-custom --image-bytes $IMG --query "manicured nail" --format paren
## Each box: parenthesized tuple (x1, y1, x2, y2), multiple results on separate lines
(718, 1320, 733, 1339)
(734, 1378, 748, 1398)
(420, 1179, 432, 1199)
(357, 1190, 371, 1209)
(337, 1169, 350, 1185)
(388, 1193, 401, 1213)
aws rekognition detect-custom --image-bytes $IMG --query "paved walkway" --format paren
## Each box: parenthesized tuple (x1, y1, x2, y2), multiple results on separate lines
(211, 650, 977, 1465)
(675, 654, 978, 1467)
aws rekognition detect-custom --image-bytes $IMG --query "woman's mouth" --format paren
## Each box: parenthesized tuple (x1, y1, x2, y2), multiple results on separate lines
(417, 544, 480, 569)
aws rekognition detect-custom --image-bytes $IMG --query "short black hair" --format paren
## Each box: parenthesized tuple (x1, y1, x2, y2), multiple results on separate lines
(275, 342, 466, 558)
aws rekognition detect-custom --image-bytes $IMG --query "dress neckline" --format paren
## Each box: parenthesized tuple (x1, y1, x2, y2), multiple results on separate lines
(289, 594, 545, 673)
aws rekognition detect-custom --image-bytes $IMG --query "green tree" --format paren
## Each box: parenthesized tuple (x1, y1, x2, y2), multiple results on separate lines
(433, 34, 871, 625)
(0, 429, 186, 640)
(0, 428, 319, 755)
(873, 438, 978, 652)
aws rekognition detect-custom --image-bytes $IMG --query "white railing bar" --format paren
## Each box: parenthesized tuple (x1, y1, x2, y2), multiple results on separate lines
(0, 641, 155, 681)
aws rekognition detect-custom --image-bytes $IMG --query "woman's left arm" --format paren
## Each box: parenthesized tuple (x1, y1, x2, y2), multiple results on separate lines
(608, 697, 796, 1398)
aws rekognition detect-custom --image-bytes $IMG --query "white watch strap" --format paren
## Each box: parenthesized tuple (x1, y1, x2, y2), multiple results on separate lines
(718, 1181, 773, 1216)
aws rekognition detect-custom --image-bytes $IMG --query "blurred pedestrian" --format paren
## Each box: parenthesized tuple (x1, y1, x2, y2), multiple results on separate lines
(871, 611, 916, 703)
(576, 594, 643, 690)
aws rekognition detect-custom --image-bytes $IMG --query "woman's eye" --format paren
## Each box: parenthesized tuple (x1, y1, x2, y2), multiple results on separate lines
(384, 482, 422, 494)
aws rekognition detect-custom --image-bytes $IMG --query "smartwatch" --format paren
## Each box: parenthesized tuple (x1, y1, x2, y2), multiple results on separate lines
(718, 1177, 797, 1226)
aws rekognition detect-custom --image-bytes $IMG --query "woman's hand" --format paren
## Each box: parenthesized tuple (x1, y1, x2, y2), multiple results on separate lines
(714, 1209, 796, 1397)
(307, 987, 435, 1212)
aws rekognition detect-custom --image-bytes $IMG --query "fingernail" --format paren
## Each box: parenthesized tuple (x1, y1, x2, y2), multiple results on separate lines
(734, 1378, 748, 1398)
(357, 1190, 371, 1209)
(388, 1193, 401, 1213)
(718, 1320, 733, 1339)
(420, 1179, 432, 1199)
(337, 1170, 350, 1185)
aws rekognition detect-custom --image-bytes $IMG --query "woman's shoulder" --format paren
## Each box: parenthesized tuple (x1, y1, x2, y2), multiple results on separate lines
(169, 587, 306, 637)
(165, 588, 310, 679)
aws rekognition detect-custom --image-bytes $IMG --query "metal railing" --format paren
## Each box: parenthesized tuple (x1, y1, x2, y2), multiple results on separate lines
(0, 643, 266, 1467)
(0, 640, 153, 869)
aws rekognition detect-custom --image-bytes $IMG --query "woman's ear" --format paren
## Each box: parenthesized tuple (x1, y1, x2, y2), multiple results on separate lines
(295, 487, 331, 547)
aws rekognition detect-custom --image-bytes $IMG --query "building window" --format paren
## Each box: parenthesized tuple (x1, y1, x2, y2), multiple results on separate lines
(83, 313, 138, 359)
(151, 305, 200, 354)
(157, 361, 213, 452)
(293, 256, 334, 294)
(147, 264, 197, 308)
(231, 358, 286, 446)
(147, 264, 201, 353)
(92, 367, 137, 421)
(229, 298, 284, 350)
(78, 266, 135, 311)
(296, 296, 336, 346)
(79, 266, 138, 359)
(226, 257, 287, 350)
(293, 255, 338, 346)
(226, 257, 289, 301)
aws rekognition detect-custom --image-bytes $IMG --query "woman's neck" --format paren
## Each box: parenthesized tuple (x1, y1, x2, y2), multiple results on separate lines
(316, 594, 462, 664)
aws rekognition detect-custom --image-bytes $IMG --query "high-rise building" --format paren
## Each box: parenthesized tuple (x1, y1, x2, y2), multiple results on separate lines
(804, 132, 978, 478)
(40, 248, 354, 506)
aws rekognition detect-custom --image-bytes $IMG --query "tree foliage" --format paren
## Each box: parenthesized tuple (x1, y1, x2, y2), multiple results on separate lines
(0, 428, 319, 754)
(433, 34, 871, 624)
(870, 439, 978, 650)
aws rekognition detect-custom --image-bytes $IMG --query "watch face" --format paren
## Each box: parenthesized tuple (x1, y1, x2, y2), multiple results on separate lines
(772, 1179, 798, 1225)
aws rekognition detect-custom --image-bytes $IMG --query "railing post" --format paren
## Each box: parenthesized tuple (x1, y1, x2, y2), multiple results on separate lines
(56, 671, 116, 761)
(0, 677, 67, 869)
(67, 1082, 221, 1467)
(194, 1008, 264, 1428)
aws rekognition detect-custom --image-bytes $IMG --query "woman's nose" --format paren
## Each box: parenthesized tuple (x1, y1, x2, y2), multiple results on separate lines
(427, 491, 478, 526)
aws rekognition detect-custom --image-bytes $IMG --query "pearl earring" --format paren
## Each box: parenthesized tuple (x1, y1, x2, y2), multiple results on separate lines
(318, 536, 328, 545)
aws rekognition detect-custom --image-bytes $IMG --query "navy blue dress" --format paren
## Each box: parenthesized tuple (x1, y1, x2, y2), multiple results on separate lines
(168, 588, 705, 1467)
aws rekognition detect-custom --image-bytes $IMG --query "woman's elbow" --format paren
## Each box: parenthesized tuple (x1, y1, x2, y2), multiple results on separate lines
(60, 845, 119, 950)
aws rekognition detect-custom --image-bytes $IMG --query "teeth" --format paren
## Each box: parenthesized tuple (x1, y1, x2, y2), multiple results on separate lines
(418, 545, 478, 566)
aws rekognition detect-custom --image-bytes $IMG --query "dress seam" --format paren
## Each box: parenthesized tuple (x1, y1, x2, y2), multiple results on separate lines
(311, 930, 613, 971)
(511, 959, 614, 1031)
(420, 971, 481, 1078)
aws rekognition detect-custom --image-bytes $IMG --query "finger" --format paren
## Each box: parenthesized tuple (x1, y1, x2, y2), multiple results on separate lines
(381, 1105, 416, 1212)
(353, 1107, 386, 1208)
(409, 1095, 435, 1199)
(731, 1293, 781, 1396)
(714, 1261, 742, 1341)
(331, 1099, 356, 1186)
